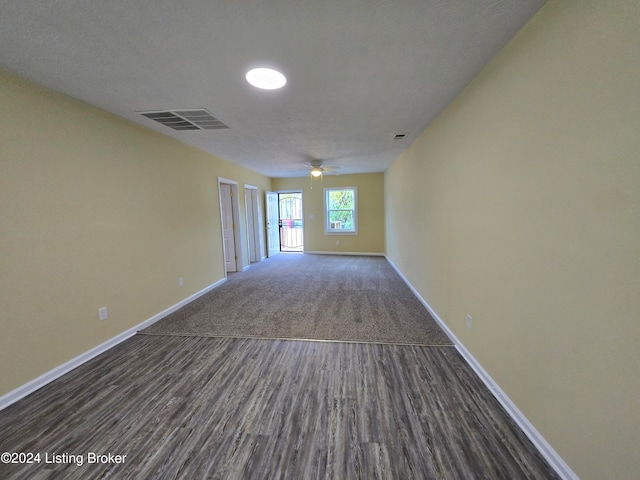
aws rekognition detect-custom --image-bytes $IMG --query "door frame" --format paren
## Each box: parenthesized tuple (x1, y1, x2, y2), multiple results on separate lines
(217, 177, 244, 274)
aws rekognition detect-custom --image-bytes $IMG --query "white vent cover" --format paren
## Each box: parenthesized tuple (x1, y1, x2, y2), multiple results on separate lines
(139, 109, 229, 131)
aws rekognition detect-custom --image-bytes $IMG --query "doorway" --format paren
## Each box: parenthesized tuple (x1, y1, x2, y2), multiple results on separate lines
(266, 191, 304, 255)
(278, 192, 303, 252)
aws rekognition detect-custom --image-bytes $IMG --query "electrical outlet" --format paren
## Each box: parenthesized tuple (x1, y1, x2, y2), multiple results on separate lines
(178, 277, 184, 287)
(466, 314, 472, 329)
(99, 307, 108, 321)
(336, 240, 340, 245)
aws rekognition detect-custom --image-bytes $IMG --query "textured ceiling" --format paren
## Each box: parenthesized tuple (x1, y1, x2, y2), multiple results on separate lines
(0, 0, 546, 178)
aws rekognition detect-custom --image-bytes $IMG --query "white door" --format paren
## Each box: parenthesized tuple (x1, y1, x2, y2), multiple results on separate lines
(250, 188, 264, 261)
(245, 188, 257, 262)
(266, 191, 280, 257)
(220, 183, 236, 272)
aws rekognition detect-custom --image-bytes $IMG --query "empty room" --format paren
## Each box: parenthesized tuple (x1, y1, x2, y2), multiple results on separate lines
(1, 1, 638, 479)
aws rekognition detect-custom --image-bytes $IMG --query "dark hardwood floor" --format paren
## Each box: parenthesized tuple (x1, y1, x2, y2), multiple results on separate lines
(0, 335, 558, 479)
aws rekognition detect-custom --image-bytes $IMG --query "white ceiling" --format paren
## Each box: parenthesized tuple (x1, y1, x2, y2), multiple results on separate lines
(0, 0, 546, 178)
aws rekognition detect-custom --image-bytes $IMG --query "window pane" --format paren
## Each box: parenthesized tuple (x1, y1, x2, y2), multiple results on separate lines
(328, 190, 354, 210)
(329, 210, 354, 230)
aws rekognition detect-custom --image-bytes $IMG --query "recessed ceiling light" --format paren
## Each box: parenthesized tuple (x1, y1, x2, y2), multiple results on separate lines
(246, 67, 287, 90)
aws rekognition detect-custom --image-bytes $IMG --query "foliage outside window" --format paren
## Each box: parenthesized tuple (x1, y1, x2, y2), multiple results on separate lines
(324, 187, 357, 234)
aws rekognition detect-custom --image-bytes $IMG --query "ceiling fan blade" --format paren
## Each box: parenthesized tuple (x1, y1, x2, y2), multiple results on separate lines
(301, 159, 341, 175)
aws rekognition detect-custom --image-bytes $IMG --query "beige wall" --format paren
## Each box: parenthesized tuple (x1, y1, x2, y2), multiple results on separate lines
(272, 173, 384, 254)
(385, 1, 640, 478)
(0, 70, 271, 396)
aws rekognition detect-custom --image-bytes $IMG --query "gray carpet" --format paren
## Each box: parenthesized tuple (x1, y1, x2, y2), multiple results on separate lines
(140, 254, 453, 346)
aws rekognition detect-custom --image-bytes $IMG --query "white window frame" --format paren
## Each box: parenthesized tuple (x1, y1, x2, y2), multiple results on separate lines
(324, 187, 358, 235)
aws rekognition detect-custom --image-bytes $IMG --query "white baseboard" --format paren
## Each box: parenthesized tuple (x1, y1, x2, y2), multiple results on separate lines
(384, 256, 578, 480)
(305, 251, 385, 256)
(0, 277, 226, 412)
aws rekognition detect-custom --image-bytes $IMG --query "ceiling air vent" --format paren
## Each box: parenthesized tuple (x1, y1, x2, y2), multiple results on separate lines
(139, 109, 229, 131)
(393, 133, 407, 140)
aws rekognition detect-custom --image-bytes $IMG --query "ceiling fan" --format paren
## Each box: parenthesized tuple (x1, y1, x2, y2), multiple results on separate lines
(304, 159, 341, 178)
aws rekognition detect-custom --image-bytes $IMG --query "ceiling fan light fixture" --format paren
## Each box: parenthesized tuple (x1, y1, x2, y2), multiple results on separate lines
(246, 67, 287, 90)
(311, 167, 323, 177)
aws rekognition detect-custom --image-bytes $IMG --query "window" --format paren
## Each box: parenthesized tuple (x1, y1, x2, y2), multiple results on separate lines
(324, 187, 357, 234)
